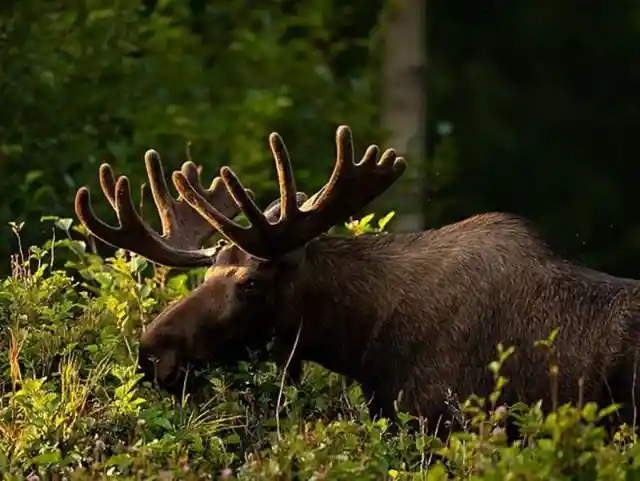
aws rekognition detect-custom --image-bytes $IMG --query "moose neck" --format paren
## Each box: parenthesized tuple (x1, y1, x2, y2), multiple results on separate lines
(276, 231, 424, 383)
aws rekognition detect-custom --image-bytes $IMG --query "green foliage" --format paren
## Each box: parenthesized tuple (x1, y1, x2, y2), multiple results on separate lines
(345, 211, 396, 236)
(0, 0, 388, 274)
(1, 215, 640, 479)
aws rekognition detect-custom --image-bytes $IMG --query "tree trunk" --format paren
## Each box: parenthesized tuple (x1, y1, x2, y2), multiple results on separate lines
(378, 0, 427, 232)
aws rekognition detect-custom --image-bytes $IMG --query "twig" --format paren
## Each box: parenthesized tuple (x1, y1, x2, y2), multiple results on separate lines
(276, 320, 303, 441)
(633, 352, 638, 431)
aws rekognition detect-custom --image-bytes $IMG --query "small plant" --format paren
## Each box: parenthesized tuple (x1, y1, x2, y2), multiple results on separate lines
(345, 211, 396, 236)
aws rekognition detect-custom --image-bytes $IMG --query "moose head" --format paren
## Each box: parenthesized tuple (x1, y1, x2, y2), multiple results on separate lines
(74, 126, 406, 396)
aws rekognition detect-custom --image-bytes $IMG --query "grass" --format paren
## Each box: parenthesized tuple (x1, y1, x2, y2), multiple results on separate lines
(2, 214, 640, 480)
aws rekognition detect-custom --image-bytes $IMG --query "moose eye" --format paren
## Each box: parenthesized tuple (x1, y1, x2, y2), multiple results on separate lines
(244, 279, 259, 290)
(240, 278, 260, 293)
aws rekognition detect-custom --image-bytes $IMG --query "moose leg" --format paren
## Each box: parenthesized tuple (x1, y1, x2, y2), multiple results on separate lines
(286, 357, 304, 386)
(602, 350, 640, 434)
(362, 384, 398, 423)
(361, 384, 428, 439)
(273, 350, 304, 387)
(270, 338, 304, 387)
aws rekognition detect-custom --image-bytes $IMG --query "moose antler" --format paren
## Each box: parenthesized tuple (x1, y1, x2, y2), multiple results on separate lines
(74, 149, 252, 267)
(172, 125, 407, 260)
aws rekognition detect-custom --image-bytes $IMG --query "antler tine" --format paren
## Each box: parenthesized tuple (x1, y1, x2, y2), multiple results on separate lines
(172, 168, 265, 257)
(171, 138, 303, 257)
(172, 131, 312, 259)
(143, 150, 252, 250)
(74, 149, 253, 268)
(144, 149, 177, 238)
(283, 125, 406, 248)
(211, 131, 301, 231)
(299, 126, 407, 219)
(268, 132, 301, 221)
(173, 125, 407, 261)
(262, 192, 309, 222)
(98, 163, 117, 210)
(75, 174, 211, 267)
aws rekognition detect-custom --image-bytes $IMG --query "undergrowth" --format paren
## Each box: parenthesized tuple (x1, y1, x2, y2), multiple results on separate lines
(1, 213, 639, 480)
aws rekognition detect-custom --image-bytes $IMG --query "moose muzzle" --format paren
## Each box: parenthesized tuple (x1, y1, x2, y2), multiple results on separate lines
(137, 342, 182, 388)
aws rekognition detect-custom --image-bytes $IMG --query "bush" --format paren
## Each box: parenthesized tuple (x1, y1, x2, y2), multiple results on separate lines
(1, 214, 640, 480)
(0, 0, 387, 274)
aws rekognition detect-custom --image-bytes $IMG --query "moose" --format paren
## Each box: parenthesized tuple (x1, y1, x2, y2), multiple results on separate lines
(74, 125, 640, 436)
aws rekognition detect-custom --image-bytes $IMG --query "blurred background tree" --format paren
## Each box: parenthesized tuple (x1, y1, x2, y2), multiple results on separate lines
(0, 0, 389, 271)
(426, 1, 640, 277)
(2, 0, 640, 279)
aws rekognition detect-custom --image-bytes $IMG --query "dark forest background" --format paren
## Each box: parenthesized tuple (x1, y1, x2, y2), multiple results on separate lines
(1, 1, 640, 278)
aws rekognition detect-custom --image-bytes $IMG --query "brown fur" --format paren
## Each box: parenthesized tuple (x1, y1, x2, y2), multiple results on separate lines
(138, 210, 640, 434)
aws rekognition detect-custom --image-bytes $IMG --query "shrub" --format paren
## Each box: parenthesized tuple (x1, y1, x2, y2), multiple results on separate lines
(1, 214, 640, 480)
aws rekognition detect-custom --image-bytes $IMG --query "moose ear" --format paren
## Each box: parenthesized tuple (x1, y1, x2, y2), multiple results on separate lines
(263, 192, 309, 223)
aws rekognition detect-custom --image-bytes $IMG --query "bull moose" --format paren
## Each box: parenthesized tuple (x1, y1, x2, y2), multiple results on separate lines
(74, 125, 640, 436)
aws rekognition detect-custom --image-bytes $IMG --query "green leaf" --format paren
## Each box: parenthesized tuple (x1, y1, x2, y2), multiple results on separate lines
(488, 361, 500, 374)
(32, 449, 62, 465)
(54, 218, 73, 232)
(582, 402, 598, 422)
(105, 453, 132, 469)
(129, 255, 148, 274)
(25, 170, 44, 185)
(377, 211, 395, 231)
(597, 403, 621, 420)
(224, 433, 242, 444)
